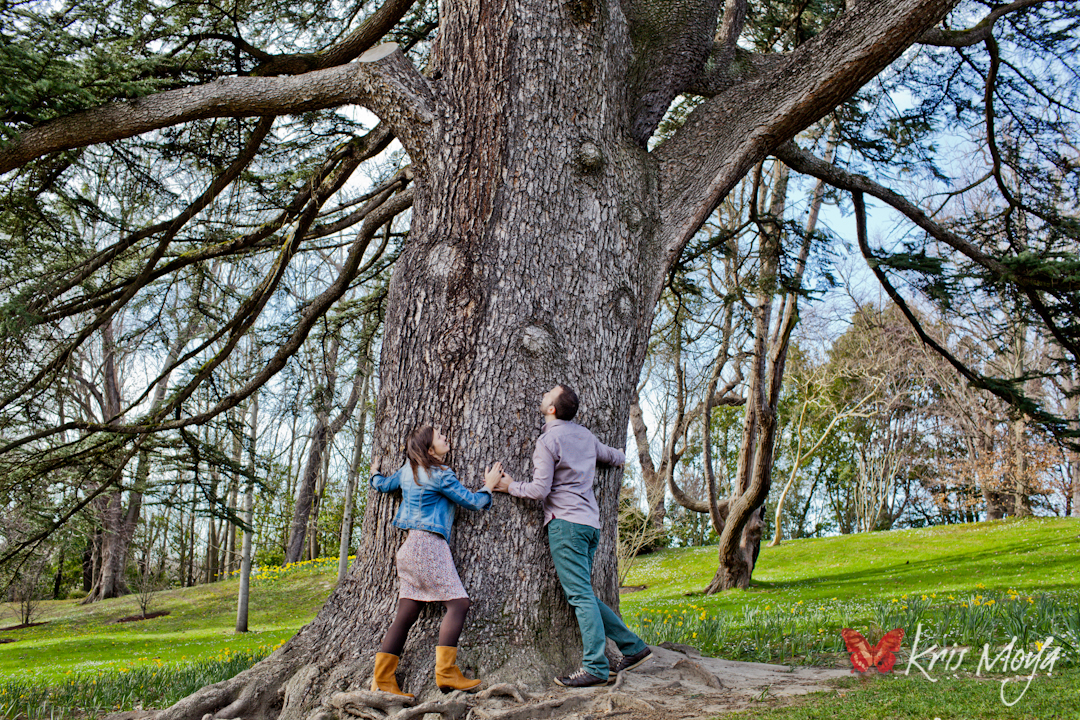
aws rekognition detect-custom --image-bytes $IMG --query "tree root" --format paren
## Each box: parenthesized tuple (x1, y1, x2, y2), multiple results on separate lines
(390, 700, 467, 720)
(328, 689, 416, 718)
(467, 695, 590, 720)
(597, 690, 658, 715)
(326, 690, 471, 720)
(474, 683, 533, 703)
(139, 657, 297, 720)
(672, 658, 725, 689)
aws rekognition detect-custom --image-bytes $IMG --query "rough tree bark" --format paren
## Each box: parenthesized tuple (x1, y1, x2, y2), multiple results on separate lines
(2, 0, 963, 716)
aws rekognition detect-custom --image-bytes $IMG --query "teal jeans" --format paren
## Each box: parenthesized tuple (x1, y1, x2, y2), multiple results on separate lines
(547, 518, 648, 678)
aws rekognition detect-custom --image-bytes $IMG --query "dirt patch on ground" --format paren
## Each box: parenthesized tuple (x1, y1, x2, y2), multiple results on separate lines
(0, 621, 48, 632)
(113, 610, 171, 624)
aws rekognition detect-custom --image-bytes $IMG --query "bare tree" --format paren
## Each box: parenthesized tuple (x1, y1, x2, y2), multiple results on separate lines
(338, 371, 373, 583)
(237, 393, 259, 633)
(769, 367, 883, 546)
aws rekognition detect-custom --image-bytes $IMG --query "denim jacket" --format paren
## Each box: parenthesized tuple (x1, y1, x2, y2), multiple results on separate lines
(371, 463, 492, 540)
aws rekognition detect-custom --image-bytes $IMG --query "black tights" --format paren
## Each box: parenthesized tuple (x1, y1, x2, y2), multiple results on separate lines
(379, 598, 471, 656)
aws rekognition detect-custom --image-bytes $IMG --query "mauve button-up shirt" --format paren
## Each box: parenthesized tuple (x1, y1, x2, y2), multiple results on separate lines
(508, 419, 625, 529)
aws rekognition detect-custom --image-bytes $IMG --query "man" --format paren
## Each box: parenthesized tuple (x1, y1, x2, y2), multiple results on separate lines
(495, 384, 653, 687)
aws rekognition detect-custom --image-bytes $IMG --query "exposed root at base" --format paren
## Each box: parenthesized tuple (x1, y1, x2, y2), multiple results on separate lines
(475, 683, 533, 703)
(327, 690, 467, 720)
(106, 644, 852, 720)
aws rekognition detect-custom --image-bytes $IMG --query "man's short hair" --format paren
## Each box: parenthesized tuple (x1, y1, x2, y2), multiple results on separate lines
(553, 384, 579, 421)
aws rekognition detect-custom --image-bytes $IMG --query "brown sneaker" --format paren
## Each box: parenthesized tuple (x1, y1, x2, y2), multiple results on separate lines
(611, 647, 653, 675)
(554, 668, 612, 688)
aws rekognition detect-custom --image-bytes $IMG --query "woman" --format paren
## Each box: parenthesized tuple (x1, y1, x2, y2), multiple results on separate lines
(369, 425, 503, 696)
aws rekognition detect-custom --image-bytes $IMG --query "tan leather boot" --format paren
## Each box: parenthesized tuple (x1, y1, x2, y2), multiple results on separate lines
(435, 646, 482, 692)
(371, 652, 414, 698)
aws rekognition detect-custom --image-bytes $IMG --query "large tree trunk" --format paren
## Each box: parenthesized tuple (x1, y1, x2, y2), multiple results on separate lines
(159, 7, 654, 720)
(337, 0, 654, 690)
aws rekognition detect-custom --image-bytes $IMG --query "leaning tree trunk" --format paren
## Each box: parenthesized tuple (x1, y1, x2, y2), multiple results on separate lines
(706, 162, 798, 592)
(285, 336, 342, 565)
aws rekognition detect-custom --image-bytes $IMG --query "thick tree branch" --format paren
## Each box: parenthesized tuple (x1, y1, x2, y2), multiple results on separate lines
(0, 439, 141, 567)
(76, 188, 410, 435)
(917, 0, 1048, 47)
(622, 0, 722, 145)
(654, 0, 961, 284)
(254, 0, 420, 76)
(1, 45, 436, 176)
(27, 117, 275, 318)
(40, 124, 394, 325)
(628, 401, 659, 480)
(852, 190, 1077, 442)
(774, 139, 1080, 293)
(0, 123, 367, 419)
(0, 176, 409, 461)
(718, 0, 748, 51)
(685, 45, 786, 98)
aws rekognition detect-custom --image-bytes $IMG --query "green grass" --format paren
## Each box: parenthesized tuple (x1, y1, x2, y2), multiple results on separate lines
(1, 518, 1077, 718)
(619, 517, 1080, 668)
(0, 650, 270, 720)
(725, 669, 1080, 719)
(620, 516, 1080, 619)
(618, 517, 1080, 719)
(0, 556, 340, 683)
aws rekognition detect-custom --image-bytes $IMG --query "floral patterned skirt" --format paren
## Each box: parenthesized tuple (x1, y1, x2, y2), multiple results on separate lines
(396, 529, 468, 602)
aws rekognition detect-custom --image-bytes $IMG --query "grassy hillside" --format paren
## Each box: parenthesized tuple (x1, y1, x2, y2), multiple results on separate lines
(621, 516, 1080, 615)
(0, 556, 341, 682)
(619, 516, 1080, 672)
(1, 518, 1077, 718)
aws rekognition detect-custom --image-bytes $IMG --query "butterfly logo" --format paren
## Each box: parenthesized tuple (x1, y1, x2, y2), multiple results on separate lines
(840, 628, 905, 673)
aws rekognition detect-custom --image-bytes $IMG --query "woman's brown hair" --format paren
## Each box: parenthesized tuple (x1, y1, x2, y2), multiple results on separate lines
(405, 425, 440, 484)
